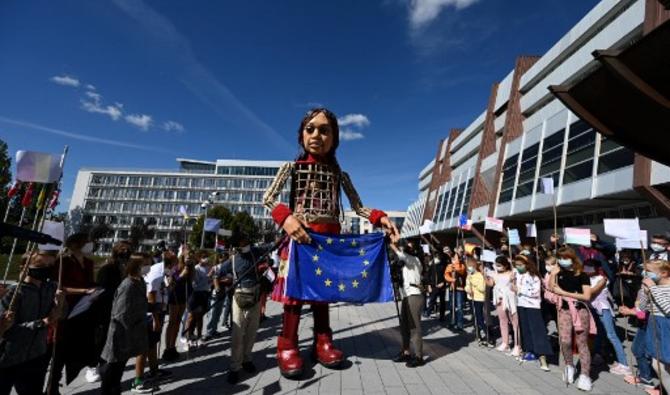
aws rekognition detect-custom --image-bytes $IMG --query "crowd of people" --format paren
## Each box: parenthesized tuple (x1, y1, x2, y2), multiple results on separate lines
(0, 229, 668, 394)
(389, 232, 670, 394)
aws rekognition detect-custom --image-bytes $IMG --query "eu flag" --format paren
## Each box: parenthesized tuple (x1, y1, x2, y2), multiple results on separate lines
(285, 232, 393, 303)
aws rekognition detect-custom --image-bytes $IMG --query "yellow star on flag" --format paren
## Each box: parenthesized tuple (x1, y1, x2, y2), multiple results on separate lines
(317, 244, 324, 251)
(325, 278, 332, 287)
(359, 248, 366, 256)
(361, 270, 368, 278)
(338, 283, 346, 292)
(326, 238, 333, 245)
(312, 255, 319, 262)
(315, 267, 323, 276)
(363, 259, 370, 266)
(352, 280, 359, 288)
(350, 240, 358, 247)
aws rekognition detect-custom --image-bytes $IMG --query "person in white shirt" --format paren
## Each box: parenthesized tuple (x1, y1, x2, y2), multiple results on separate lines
(184, 251, 212, 348)
(512, 254, 552, 371)
(389, 241, 425, 368)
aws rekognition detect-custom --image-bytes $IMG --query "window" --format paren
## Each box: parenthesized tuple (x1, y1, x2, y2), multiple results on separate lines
(461, 180, 473, 215)
(597, 135, 634, 174)
(563, 160, 593, 184)
(516, 143, 539, 199)
(191, 178, 203, 188)
(498, 154, 518, 204)
(562, 120, 596, 184)
(538, 130, 564, 191)
(128, 176, 139, 186)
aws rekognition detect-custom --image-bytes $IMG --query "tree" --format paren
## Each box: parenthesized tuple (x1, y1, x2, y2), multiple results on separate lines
(90, 223, 113, 241)
(229, 211, 260, 246)
(129, 222, 155, 251)
(0, 139, 10, 216)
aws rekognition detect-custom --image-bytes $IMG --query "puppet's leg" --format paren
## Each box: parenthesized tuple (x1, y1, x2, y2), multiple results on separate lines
(312, 303, 344, 367)
(277, 303, 304, 378)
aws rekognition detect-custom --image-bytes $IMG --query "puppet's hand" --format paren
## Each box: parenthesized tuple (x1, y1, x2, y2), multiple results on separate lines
(283, 215, 311, 244)
(380, 216, 400, 243)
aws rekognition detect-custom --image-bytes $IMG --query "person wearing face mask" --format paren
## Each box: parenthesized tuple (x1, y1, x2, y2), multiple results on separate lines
(48, 234, 100, 393)
(423, 248, 447, 321)
(585, 259, 632, 377)
(649, 234, 669, 261)
(0, 251, 66, 395)
(183, 250, 212, 349)
(162, 247, 193, 362)
(486, 256, 521, 356)
(218, 233, 274, 384)
(444, 251, 467, 331)
(99, 255, 149, 395)
(94, 241, 132, 371)
(549, 247, 595, 391)
(513, 255, 552, 371)
(541, 256, 559, 334)
(465, 257, 487, 345)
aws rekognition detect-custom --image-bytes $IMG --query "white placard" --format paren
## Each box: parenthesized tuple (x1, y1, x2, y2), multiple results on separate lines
(564, 227, 591, 246)
(604, 218, 641, 240)
(540, 177, 555, 194)
(482, 249, 497, 263)
(485, 217, 503, 233)
(421, 244, 430, 254)
(508, 229, 521, 246)
(616, 230, 648, 250)
(526, 223, 537, 238)
(217, 228, 232, 237)
(38, 220, 64, 251)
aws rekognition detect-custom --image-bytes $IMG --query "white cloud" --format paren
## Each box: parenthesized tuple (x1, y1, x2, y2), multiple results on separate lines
(80, 92, 123, 121)
(338, 113, 370, 128)
(409, 0, 478, 29)
(50, 75, 80, 87)
(340, 129, 365, 141)
(162, 120, 184, 132)
(86, 84, 96, 90)
(125, 113, 153, 130)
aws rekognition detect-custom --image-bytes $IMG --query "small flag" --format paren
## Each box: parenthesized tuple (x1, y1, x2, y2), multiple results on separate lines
(564, 227, 591, 246)
(285, 232, 393, 303)
(526, 223, 537, 238)
(36, 185, 47, 209)
(7, 181, 20, 198)
(48, 189, 60, 209)
(603, 218, 641, 241)
(419, 219, 434, 235)
(507, 229, 521, 246)
(16, 151, 62, 183)
(204, 218, 221, 232)
(263, 267, 276, 283)
(179, 205, 189, 219)
(21, 182, 34, 207)
(215, 237, 226, 252)
(540, 177, 555, 194)
(459, 214, 473, 231)
(485, 216, 503, 233)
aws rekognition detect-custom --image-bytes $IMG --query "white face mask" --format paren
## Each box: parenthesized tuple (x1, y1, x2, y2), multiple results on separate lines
(433, 257, 440, 264)
(650, 243, 666, 252)
(240, 245, 251, 253)
(558, 258, 573, 269)
(545, 265, 554, 273)
(494, 265, 504, 272)
(81, 242, 94, 255)
(141, 265, 151, 276)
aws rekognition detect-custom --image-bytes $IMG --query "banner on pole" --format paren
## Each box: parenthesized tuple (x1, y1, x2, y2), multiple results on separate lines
(485, 217, 503, 233)
(204, 218, 221, 232)
(507, 229, 521, 246)
(16, 151, 62, 183)
(564, 227, 591, 246)
(615, 230, 648, 250)
(526, 223, 537, 238)
(540, 177, 555, 195)
(603, 218, 641, 241)
(482, 249, 497, 263)
(38, 220, 64, 251)
(419, 219, 434, 235)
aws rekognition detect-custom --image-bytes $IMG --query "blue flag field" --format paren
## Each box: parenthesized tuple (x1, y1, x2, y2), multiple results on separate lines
(285, 232, 393, 303)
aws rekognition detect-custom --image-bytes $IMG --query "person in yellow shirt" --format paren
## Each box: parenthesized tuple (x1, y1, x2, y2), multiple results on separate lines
(465, 257, 487, 345)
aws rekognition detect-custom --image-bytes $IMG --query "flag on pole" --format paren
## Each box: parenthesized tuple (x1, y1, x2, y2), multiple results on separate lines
(7, 181, 20, 198)
(540, 177, 555, 194)
(21, 183, 34, 207)
(48, 189, 60, 209)
(36, 185, 47, 209)
(285, 232, 393, 303)
(419, 219, 434, 235)
(215, 237, 226, 252)
(204, 218, 221, 232)
(485, 216, 503, 233)
(179, 205, 189, 219)
(16, 151, 62, 183)
(507, 229, 521, 245)
(603, 218, 641, 241)
(459, 214, 473, 231)
(526, 223, 537, 238)
(564, 227, 591, 246)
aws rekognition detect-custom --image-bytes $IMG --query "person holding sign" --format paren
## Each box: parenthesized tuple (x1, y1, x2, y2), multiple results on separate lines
(549, 247, 595, 392)
(649, 234, 669, 261)
(486, 256, 520, 356)
(444, 253, 467, 331)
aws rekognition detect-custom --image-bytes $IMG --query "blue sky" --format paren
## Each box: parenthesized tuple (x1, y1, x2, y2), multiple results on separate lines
(0, 0, 597, 212)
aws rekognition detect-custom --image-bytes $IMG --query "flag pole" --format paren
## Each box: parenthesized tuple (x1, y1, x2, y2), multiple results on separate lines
(533, 221, 541, 270)
(552, 193, 558, 254)
(3, 206, 27, 284)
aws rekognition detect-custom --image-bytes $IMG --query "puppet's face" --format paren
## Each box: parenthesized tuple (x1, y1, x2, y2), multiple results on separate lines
(302, 112, 334, 158)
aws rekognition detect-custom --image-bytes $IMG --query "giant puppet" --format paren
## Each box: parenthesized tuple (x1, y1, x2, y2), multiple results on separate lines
(263, 108, 399, 378)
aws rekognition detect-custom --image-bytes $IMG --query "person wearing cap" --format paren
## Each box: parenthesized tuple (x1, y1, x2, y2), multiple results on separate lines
(219, 232, 273, 384)
(0, 251, 66, 395)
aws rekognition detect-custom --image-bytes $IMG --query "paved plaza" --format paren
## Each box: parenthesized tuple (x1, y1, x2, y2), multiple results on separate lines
(64, 300, 642, 395)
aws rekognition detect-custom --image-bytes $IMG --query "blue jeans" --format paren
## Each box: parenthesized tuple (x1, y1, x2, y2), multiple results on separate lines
(632, 324, 653, 380)
(450, 290, 465, 329)
(593, 309, 628, 366)
(206, 291, 232, 335)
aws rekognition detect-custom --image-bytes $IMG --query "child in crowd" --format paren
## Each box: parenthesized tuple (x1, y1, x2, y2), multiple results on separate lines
(465, 257, 486, 345)
(549, 247, 595, 392)
(486, 256, 520, 356)
(513, 254, 552, 371)
(585, 258, 632, 376)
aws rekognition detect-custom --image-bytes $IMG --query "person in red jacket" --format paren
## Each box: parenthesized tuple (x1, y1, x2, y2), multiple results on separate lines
(263, 108, 400, 378)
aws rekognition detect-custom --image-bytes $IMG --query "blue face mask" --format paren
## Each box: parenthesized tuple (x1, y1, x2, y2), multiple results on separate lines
(558, 258, 573, 269)
(643, 271, 660, 283)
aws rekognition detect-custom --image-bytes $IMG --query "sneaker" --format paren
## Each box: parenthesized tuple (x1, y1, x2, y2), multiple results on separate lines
(562, 365, 575, 384)
(624, 375, 655, 389)
(227, 370, 239, 385)
(576, 374, 592, 391)
(242, 361, 256, 373)
(509, 346, 522, 357)
(609, 363, 632, 376)
(405, 356, 425, 368)
(131, 379, 155, 394)
(392, 352, 411, 363)
(539, 356, 550, 372)
(496, 343, 510, 353)
(85, 367, 100, 383)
